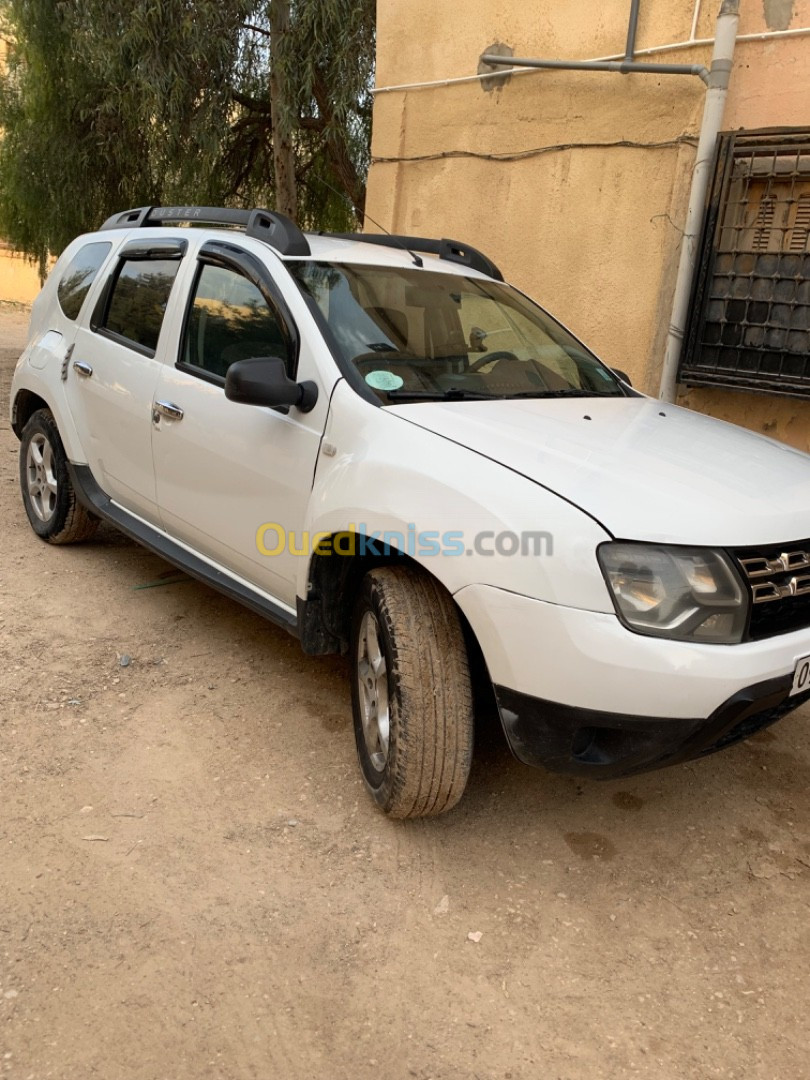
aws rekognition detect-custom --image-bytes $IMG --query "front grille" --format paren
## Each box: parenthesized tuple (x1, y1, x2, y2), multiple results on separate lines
(732, 538, 810, 640)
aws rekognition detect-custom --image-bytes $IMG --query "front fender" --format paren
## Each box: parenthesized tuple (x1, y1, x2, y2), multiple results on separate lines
(298, 380, 614, 614)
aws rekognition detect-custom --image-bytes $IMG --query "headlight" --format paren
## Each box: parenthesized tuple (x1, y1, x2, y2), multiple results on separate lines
(597, 543, 748, 644)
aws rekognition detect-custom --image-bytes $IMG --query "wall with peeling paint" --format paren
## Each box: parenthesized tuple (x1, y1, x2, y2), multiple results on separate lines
(367, 0, 810, 451)
(764, 0, 796, 32)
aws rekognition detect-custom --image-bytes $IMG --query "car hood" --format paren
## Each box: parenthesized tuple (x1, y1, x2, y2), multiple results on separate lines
(388, 396, 810, 546)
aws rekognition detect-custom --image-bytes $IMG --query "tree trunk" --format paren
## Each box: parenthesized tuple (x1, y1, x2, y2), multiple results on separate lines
(269, 0, 297, 220)
(312, 71, 366, 222)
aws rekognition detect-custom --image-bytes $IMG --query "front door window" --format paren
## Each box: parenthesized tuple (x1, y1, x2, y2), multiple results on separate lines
(181, 263, 293, 381)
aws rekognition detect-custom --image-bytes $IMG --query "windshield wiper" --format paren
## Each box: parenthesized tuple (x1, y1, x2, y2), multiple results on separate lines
(506, 389, 622, 399)
(386, 388, 500, 402)
(385, 387, 625, 403)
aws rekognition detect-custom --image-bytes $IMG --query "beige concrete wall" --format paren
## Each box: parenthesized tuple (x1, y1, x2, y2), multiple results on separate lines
(367, 0, 810, 451)
(0, 41, 42, 305)
(0, 247, 41, 304)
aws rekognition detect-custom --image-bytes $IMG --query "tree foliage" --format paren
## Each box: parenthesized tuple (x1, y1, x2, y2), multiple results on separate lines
(0, 0, 374, 266)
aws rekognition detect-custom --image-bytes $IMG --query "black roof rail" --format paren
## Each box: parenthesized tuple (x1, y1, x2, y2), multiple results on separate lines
(99, 205, 311, 258)
(326, 232, 504, 281)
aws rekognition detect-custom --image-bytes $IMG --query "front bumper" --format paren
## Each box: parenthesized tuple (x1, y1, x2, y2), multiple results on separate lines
(454, 583, 810, 778)
(495, 677, 810, 779)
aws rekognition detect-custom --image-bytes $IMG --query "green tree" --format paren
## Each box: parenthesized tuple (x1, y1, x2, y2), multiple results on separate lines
(0, 0, 374, 268)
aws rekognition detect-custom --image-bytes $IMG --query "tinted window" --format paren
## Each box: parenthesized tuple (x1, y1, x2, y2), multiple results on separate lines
(103, 259, 180, 353)
(181, 263, 292, 380)
(57, 242, 112, 320)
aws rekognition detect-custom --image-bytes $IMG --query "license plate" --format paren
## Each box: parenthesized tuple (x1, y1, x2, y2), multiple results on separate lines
(791, 654, 810, 697)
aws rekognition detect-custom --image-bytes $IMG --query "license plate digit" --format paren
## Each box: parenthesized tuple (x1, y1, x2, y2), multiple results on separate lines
(791, 655, 810, 697)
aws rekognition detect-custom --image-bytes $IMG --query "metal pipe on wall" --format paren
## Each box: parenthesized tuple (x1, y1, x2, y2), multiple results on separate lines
(481, 0, 712, 85)
(658, 0, 741, 402)
(479, 53, 711, 83)
(625, 0, 642, 61)
(690, 0, 703, 41)
(373, 26, 810, 96)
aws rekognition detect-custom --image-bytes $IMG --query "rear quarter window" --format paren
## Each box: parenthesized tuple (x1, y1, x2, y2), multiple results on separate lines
(57, 242, 112, 320)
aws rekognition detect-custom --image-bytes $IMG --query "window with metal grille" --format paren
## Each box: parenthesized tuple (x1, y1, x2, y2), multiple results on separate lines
(681, 130, 810, 399)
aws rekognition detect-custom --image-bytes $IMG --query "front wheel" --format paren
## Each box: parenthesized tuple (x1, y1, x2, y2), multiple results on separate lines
(350, 566, 474, 818)
(19, 409, 99, 544)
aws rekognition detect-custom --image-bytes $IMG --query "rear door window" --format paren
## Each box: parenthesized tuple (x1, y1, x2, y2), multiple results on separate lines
(101, 258, 181, 355)
(57, 242, 112, 320)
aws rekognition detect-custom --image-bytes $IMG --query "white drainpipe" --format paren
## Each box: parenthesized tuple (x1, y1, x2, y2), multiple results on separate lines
(658, 0, 741, 402)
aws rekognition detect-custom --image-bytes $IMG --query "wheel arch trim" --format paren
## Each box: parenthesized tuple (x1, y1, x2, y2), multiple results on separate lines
(297, 531, 482, 657)
(11, 373, 87, 464)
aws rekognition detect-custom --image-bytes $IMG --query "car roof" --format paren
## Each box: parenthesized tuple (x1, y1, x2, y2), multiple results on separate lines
(95, 207, 504, 281)
(291, 233, 491, 276)
(93, 225, 491, 279)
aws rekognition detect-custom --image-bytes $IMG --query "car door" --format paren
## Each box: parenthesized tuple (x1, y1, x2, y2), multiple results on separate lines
(65, 237, 187, 521)
(151, 241, 328, 607)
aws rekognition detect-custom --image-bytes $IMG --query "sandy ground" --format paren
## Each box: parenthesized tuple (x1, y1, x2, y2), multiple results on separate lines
(1, 303, 809, 1080)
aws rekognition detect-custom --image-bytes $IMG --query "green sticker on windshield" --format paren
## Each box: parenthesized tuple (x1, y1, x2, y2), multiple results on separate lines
(365, 370, 404, 391)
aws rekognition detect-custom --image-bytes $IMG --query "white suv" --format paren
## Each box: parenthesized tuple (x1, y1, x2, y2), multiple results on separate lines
(10, 205, 810, 817)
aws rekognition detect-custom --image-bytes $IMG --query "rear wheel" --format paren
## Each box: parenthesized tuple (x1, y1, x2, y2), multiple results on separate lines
(19, 409, 99, 544)
(350, 566, 474, 818)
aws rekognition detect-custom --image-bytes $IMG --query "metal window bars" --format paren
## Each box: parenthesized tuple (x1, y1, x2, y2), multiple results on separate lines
(681, 129, 810, 399)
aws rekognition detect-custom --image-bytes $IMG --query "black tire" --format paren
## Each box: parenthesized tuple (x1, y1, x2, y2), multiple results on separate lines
(350, 566, 474, 818)
(19, 409, 99, 544)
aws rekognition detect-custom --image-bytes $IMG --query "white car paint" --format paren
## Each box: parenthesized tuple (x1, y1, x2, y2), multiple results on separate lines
(152, 360, 325, 606)
(455, 584, 810, 719)
(302, 378, 615, 613)
(65, 326, 166, 520)
(388, 396, 810, 547)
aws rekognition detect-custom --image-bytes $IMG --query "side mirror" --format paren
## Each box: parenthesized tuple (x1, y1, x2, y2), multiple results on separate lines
(612, 368, 632, 387)
(225, 356, 318, 413)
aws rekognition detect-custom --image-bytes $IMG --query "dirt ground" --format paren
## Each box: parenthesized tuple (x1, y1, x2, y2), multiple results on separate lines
(1, 303, 809, 1080)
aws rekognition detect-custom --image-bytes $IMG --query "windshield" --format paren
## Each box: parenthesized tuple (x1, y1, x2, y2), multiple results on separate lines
(290, 261, 625, 402)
